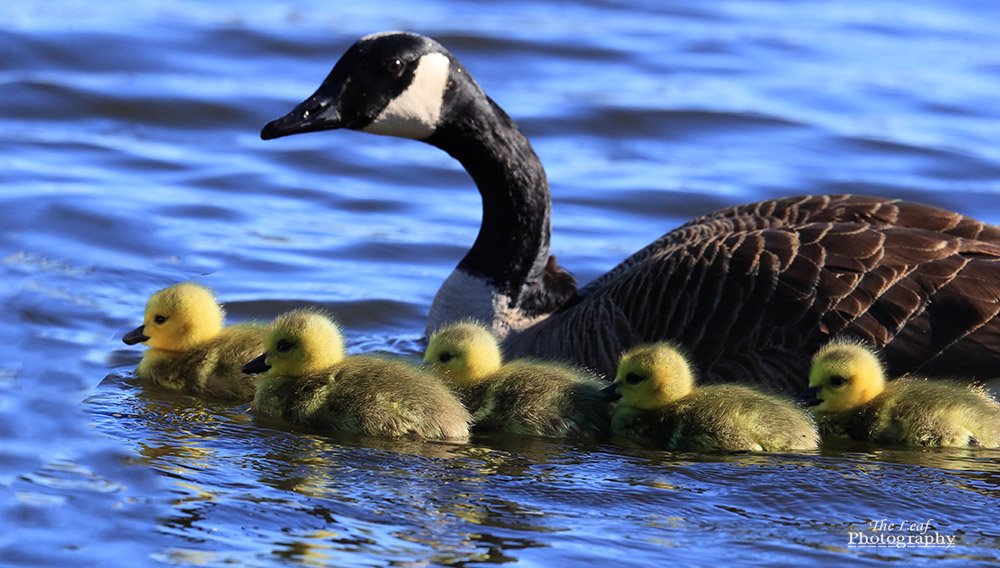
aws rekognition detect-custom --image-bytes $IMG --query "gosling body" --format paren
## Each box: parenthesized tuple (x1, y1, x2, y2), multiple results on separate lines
(123, 281, 265, 402)
(246, 310, 470, 441)
(801, 340, 1000, 447)
(606, 343, 819, 452)
(424, 322, 610, 438)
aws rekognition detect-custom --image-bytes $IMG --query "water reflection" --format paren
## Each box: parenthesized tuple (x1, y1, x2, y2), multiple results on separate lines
(79, 358, 1000, 566)
(86, 374, 562, 564)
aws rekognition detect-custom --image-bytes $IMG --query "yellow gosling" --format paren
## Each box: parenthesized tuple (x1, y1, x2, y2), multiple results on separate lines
(424, 321, 610, 438)
(606, 343, 819, 451)
(122, 281, 265, 402)
(800, 340, 1000, 447)
(244, 309, 470, 440)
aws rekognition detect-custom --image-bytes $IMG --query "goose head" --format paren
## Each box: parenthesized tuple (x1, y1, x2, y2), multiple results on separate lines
(423, 321, 503, 387)
(243, 310, 345, 377)
(798, 340, 886, 413)
(603, 343, 696, 409)
(262, 32, 460, 142)
(122, 281, 224, 352)
(262, 32, 574, 345)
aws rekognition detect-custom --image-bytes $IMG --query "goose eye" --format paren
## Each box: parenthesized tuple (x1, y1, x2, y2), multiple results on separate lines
(276, 339, 293, 353)
(625, 372, 644, 385)
(438, 352, 453, 363)
(384, 58, 406, 76)
(154, 315, 167, 325)
(829, 375, 847, 387)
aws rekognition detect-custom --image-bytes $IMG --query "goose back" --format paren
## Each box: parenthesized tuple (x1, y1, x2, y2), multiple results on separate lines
(508, 194, 1000, 390)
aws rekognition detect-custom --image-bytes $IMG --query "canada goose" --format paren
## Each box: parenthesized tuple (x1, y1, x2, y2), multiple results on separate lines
(243, 309, 470, 440)
(261, 31, 1000, 389)
(799, 340, 1000, 447)
(604, 343, 819, 451)
(423, 321, 610, 437)
(122, 281, 266, 402)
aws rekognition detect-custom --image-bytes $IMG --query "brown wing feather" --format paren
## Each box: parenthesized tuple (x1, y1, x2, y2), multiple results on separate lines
(509, 195, 1000, 392)
(585, 195, 1000, 293)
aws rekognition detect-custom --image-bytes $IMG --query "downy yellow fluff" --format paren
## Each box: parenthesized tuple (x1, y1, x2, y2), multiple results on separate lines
(123, 281, 265, 402)
(606, 343, 818, 451)
(801, 340, 1000, 447)
(245, 309, 470, 440)
(424, 321, 610, 437)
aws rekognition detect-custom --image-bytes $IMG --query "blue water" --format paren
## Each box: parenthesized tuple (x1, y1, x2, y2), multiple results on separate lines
(3, 1, 1000, 566)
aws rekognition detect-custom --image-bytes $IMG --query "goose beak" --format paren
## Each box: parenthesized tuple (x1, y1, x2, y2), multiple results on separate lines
(122, 325, 150, 345)
(796, 386, 822, 407)
(601, 382, 622, 402)
(242, 354, 271, 375)
(261, 89, 344, 140)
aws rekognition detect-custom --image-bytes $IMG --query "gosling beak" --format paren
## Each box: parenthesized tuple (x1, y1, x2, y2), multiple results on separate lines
(261, 84, 345, 140)
(122, 325, 150, 345)
(796, 386, 822, 407)
(242, 353, 271, 375)
(601, 382, 622, 402)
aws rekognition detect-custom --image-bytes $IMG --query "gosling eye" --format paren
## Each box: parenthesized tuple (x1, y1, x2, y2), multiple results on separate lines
(153, 314, 167, 325)
(438, 352, 453, 363)
(383, 57, 406, 76)
(625, 372, 645, 385)
(829, 375, 848, 387)
(276, 339, 293, 353)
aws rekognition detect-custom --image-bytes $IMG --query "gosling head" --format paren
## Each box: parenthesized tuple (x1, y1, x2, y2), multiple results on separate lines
(261, 32, 467, 142)
(603, 343, 696, 409)
(242, 310, 345, 377)
(797, 340, 887, 413)
(423, 321, 503, 387)
(122, 281, 224, 352)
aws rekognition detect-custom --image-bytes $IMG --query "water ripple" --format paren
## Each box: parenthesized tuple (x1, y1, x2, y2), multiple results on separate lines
(4, 1, 1000, 566)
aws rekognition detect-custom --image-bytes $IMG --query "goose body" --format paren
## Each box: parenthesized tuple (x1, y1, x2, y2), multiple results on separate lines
(123, 281, 265, 402)
(800, 340, 1000, 447)
(604, 343, 819, 452)
(424, 321, 610, 437)
(244, 310, 470, 440)
(262, 32, 1000, 389)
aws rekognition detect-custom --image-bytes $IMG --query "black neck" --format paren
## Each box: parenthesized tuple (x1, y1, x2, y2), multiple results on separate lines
(425, 90, 553, 300)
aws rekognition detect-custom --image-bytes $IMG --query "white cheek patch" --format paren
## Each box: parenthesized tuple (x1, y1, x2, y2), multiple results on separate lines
(363, 52, 450, 140)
